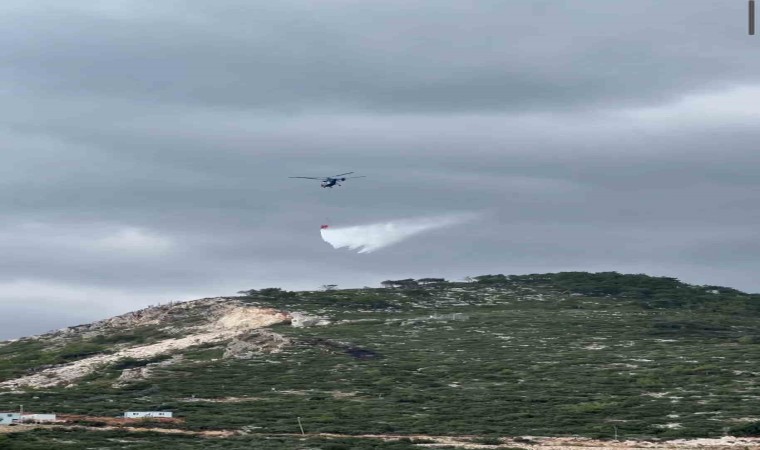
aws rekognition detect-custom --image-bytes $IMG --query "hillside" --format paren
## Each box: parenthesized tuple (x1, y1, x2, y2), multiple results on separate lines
(2, 272, 760, 449)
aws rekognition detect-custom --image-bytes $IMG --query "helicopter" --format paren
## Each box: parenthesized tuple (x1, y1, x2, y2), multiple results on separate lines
(289, 172, 366, 188)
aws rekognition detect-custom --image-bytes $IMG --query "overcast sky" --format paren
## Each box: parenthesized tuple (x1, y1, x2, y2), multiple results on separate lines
(1, 1, 759, 339)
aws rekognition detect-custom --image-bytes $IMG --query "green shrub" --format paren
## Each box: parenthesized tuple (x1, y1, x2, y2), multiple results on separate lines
(730, 421, 760, 436)
(472, 435, 502, 445)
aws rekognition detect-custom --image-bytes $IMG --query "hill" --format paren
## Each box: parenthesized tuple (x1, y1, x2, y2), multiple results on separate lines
(2, 272, 760, 449)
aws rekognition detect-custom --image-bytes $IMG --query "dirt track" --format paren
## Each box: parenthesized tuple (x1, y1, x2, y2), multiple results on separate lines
(3, 425, 759, 449)
(270, 433, 760, 449)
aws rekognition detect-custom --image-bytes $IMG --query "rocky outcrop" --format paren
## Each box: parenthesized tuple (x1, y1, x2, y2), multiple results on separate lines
(112, 355, 183, 388)
(47, 298, 227, 341)
(0, 306, 291, 390)
(223, 330, 292, 359)
(290, 312, 330, 328)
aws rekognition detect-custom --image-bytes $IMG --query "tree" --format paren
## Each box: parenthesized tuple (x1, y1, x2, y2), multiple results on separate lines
(256, 287, 297, 299)
(259, 287, 284, 295)
(417, 278, 446, 285)
(473, 274, 509, 284)
(395, 279, 418, 288)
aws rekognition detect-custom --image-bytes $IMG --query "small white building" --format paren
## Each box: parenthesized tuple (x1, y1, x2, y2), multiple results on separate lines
(0, 412, 21, 425)
(21, 414, 57, 423)
(124, 411, 173, 419)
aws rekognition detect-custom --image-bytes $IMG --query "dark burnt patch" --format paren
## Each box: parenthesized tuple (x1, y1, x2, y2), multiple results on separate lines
(301, 337, 382, 360)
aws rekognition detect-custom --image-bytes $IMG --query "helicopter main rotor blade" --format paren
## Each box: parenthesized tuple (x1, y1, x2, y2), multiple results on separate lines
(289, 177, 323, 179)
(331, 172, 354, 177)
(344, 176, 366, 179)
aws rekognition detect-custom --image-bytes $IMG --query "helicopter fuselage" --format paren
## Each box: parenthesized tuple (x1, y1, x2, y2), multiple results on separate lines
(321, 177, 345, 188)
(289, 172, 361, 187)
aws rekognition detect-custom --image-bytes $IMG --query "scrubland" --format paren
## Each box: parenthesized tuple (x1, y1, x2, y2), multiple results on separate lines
(2, 272, 760, 449)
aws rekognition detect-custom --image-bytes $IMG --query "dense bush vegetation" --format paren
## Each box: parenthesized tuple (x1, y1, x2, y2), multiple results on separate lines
(0, 429, 442, 449)
(2, 272, 759, 448)
(729, 421, 760, 437)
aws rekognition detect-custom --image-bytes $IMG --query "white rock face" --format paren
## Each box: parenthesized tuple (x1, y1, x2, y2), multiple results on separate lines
(0, 306, 291, 390)
(112, 355, 183, 388)
(223, 330, 292, 359)
(290, 312, 330, 328)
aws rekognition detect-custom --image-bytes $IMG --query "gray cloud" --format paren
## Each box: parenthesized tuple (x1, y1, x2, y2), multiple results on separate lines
(1, 1, 756, 113)
(1, 1, 760, 339)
